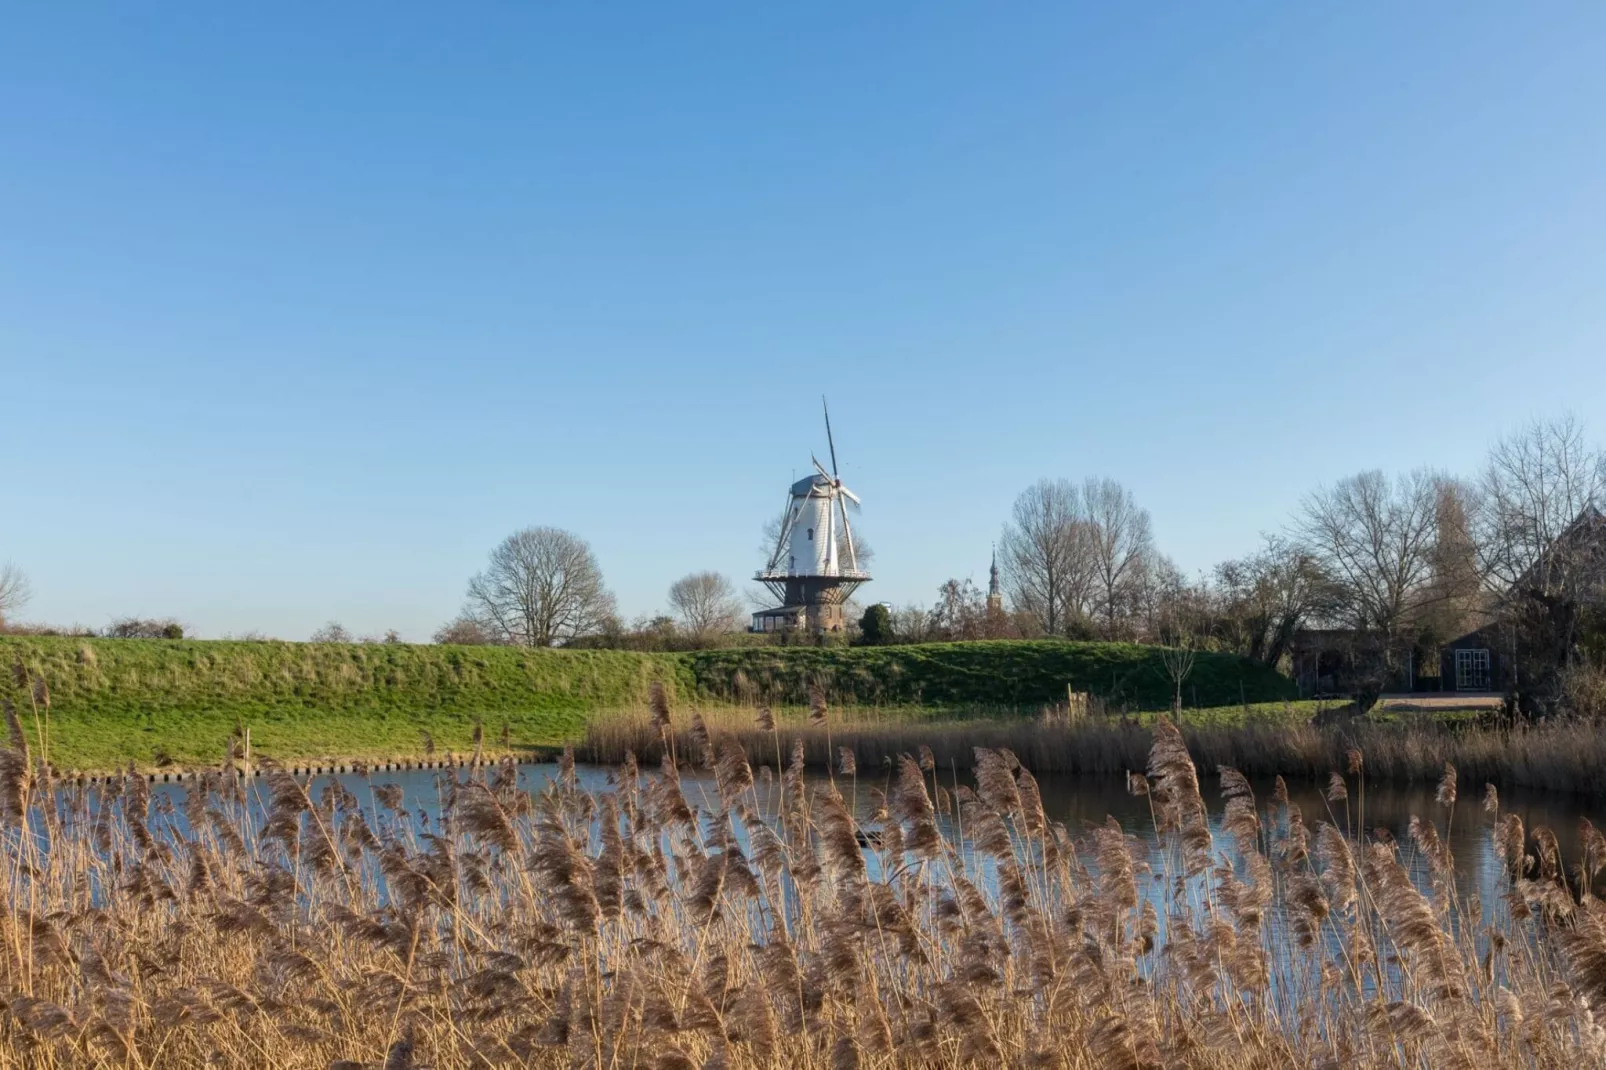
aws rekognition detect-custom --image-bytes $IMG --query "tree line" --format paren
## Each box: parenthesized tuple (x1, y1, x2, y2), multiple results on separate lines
(5, 415, 1602, 715)
(428, 527, 750, 652)
(983, 415, 1605, 713)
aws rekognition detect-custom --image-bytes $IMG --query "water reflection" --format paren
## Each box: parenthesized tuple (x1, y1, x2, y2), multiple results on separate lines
(148, 760, 1606, 924)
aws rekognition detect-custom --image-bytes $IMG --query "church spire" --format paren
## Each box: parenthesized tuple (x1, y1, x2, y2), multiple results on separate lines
(987, 545, 1003, 612)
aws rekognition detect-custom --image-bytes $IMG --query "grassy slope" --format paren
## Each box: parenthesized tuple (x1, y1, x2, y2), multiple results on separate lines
(683, 640, 1296, 710)
(0, 636, 685, 771)
(0, 636, 1294, 770)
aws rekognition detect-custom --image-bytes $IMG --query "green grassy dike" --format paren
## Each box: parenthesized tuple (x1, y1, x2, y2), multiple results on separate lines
(0, 636, 1294, 772)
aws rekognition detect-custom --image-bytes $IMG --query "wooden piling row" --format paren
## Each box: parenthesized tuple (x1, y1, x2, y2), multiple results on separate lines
(67, 753, 509, 785)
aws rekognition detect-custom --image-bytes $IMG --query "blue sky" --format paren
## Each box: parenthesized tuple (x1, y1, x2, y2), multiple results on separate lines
(3, 4, 1604, 639)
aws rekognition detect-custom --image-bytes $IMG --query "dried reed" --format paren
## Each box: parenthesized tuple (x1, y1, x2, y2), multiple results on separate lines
(0, 719, 1600, 1068)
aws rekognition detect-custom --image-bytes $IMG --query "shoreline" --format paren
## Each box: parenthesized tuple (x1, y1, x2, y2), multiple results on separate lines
(39, 717, 1606, 804)
(585, 712, 1606, 798)
(26, 702, 1606, 800)
(44, 745, 560, 784)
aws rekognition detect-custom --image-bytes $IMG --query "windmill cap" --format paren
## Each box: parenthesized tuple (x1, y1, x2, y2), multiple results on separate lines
(790, 473, 838, 496)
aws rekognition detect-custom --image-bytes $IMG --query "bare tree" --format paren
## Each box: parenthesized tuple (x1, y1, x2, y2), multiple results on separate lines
(1130, 554, 1194, 643)
(1298, 468, 1442, 646)
(1475, 417, 1606, 702)
(1160, 635, 1198, 714)
(1477, 415, 1606, 598)
(890, 602, 937, 644)
(0, 562, 32, 628)
(999, 479, 1096, 635)
(433, 615, 498, 645)
(745, 582, 783, 611)
(1214, 535, 1339, 666)
(1131, 557, 1206, 709)
(1083, 477, 1155, 639)
(928, 578, 987, 641)
(464, 527, 616, 647)
(668, 571, 743, 640)
(309, 621, 353, 643)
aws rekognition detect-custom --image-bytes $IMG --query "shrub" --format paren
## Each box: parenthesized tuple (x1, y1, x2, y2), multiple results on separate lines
(857, 604, 893, 645)
(105, 617, 186, 640)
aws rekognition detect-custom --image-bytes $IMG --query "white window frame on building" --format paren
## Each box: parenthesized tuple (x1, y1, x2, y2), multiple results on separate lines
(1454, 648, 1491, 691)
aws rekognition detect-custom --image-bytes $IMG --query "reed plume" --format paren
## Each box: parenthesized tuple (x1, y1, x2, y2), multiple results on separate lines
(0, 713, 1598, 1069)
(808, 685, 828, 727)
(650, 679, 673, 730)
(3, 696, 26, 756)
(690, 711, 715, 769)
(1437, 762, 1458, 808)
(892, 754, 941, 858)
(1147, 718, 1211, 876)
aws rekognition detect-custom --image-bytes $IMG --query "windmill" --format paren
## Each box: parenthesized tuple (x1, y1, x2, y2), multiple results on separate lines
(751, 398, 871, 634)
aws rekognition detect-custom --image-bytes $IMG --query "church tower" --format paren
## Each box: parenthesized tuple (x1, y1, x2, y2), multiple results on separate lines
(987, 546, 1003, 614)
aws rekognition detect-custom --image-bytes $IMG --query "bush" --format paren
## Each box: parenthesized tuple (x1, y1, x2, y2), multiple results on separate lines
(105, 617, 186, 640)
(858, 604, 893, 646)
(1562, 661, 1606, 720)
(432, 616, 497, 646)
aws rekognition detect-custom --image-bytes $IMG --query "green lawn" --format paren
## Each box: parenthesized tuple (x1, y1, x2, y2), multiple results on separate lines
(30, 704, 595, 771)
(1158, 700, 1330, 727)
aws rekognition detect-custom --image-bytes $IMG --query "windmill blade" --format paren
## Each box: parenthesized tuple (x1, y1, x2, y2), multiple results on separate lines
(838, 494, 860, 571)
(822, 396, 839, 477)
(837, 483, 861, 506)
(811, 455, 833, 482)
(767, 493, 798, 569)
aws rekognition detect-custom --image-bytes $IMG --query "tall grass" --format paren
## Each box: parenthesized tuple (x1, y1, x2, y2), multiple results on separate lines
(586, 704, 1606, 795)
(3, 683, 1606, 1066)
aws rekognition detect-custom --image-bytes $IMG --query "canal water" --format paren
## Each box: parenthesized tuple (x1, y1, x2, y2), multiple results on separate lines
(145, 760, 1606, 920)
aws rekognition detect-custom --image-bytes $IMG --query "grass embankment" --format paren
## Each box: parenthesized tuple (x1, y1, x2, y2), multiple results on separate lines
(682, 640, 1295, 710)
(0, 636, 1293, 773)
(0, 636, 685, 772)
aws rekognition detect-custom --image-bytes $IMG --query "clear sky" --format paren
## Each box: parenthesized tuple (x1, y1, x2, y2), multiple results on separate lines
(3, 4, 1604, 640)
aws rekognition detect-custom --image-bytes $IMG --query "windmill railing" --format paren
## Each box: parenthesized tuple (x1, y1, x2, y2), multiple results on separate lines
(753, 568, 873, 582)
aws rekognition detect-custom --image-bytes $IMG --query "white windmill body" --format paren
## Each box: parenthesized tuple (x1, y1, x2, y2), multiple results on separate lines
(781, 475, 839, 576)
(752, 403, 870, 634)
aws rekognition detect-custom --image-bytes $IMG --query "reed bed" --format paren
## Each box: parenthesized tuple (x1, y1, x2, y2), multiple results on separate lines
(584, 704, 1606, 795)
(3, 681, 1606, 1067)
